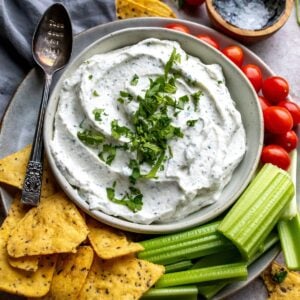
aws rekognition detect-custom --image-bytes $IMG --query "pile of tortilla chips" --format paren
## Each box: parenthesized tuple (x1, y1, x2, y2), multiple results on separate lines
(262, 261, 300, 299)
(116, 0, 177, 19)
(0, 146, 165, 299)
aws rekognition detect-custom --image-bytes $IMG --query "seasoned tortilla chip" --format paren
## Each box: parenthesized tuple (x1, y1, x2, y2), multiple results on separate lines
(8, 255, 39, 272)
(262, 261, 300, 299)
(40, 246, 94, 300)
(87, 217, 144, 259)
(7, 192, 88, 257)
(0, 197, 57, 297)
(116, 0, 176, 19)
(0, 145, 58, 197)
(78, 255, 165, 299)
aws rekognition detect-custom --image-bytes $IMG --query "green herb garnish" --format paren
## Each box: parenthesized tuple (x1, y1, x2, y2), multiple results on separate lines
(186, 119, 198, 127)
(88, 74, 93, 80)
(129, 159, 141, 184)
(272, 270, 288, 283)
(130, 74, 139, 86)
(99, 144, 117, 165)
(177, 95, 189, 110)
(192, 90, 203, 111)
(106, 182, 143, 213)
(93, 108, 105, 121)
(77, 129, 104, 146)
(111, 120, 133, 140)
(93, 90, 99, 97)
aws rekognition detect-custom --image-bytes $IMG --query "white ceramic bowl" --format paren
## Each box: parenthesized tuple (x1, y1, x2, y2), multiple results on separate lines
(44, 27, 263, 234)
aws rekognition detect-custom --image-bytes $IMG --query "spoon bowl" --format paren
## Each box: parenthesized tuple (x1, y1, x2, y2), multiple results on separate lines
(33, 3, 72, 71)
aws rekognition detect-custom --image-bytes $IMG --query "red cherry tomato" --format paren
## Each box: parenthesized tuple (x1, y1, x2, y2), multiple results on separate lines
(185, 0, 205, 6)
(222, 45, 244, 67)
(262, 76, 289, 104)
(278, 100, 300, 126)
(165, 23, 191, 34)
(263, 106, 293, 134)
(272, 130, 298, 152)
(241, 64, 263, 92)
(196, 34, 220, 49)
(261, 145, 291, 170)
(258, 96, 271, 112)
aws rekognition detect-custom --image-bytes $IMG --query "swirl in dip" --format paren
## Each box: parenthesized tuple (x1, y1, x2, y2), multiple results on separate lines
(50, 38, 246, 225)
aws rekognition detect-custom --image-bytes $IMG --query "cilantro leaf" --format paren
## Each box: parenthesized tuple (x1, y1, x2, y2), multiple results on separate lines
(92, 108, 105, 121)
(192, 90, 203, 111)
(186, 119, 198, 127)
(130, 74, 139, 86)
(77, 129, 104, 146)
(272, 270, 288, 283)
(93, 90, 99, 97)
(106, 183, 143, 213)
(99, 144, 117, 165)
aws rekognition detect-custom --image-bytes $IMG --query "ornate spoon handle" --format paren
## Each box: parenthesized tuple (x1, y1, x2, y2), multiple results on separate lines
(21, 74, 52, 206)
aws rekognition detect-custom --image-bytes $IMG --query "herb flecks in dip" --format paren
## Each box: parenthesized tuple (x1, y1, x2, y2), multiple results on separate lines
(51, 38, 246, 224)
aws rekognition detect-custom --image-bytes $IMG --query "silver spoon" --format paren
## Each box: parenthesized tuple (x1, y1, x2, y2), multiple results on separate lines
(21, 3, 72, 206)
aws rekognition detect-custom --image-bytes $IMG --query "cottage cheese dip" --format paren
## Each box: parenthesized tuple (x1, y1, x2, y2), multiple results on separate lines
(50, 38, 246, 225)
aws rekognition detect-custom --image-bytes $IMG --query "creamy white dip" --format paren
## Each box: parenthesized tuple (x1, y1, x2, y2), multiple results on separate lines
(50, 38, 246, 224)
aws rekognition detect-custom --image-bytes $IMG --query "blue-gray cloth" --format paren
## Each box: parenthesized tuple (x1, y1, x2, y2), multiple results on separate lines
(0, 0, 116, 119)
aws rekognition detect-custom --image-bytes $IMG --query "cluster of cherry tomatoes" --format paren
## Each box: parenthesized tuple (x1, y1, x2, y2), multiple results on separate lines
(164, 23, 300, 170)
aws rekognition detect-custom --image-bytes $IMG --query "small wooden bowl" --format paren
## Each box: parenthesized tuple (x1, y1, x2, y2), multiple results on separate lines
(206, 0, 294, 44)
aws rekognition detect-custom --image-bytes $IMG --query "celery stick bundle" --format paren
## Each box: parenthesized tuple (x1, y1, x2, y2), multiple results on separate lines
(218, 163, 294, 260)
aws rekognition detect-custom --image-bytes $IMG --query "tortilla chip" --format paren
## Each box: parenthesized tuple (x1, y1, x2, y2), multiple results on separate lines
(116, 0, 176, 19)
(87, 217, 144, 259)
(0, 145, 58, 198)
(0, 197, 57, 297)
(8, 255, 39, 272)
(7, 192, 88, 257)
(78, 255, 165, 299)
(40, 246, 94, 300)
(262, 261, 300, 299)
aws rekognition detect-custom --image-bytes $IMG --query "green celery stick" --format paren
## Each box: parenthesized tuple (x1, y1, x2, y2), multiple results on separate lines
(155, 262, 247, 288)
(198, 282, 229, 299)
(165, 260, 193, 273)
(142, 286, 198, 299)
(140, 221, 221, 250)
(197, 232, 279, 299)
(139, 236, 234, 265)
(218, 164, 294, 260)
(278, 213, 300, 270)
(281, 150, 297, 220)
(139, 233, 222, 259)
(191, 249, 242, 269)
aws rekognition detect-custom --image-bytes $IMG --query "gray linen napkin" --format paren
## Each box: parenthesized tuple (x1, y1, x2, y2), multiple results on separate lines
(0, 0, 116, 119)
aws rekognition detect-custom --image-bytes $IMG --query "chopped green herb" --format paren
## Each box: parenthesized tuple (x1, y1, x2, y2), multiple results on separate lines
(111, 120, 133, 140)
(88, 74, 93, 80)
(186, 119, 198, 127)
(120, 91, 133, 101)
(117, 98, 125, 104)
(92, 108, 105, 121)
(99, 144, 117, 165)
(217, 80, 223, 85)
(164, 48, 181, 79)
(272, 270, 288, 283)
(177, 95, 189, 110)
(168, 146, 173, 158)
(129, 159, 141, 184)
(130, 74, 139, 86)
(192, 90, 203, 111)
(93, 90, 99, 97)
(143, 152, 165, 179)
(77, 129, 104, 146)
(106, 183, 143, 213)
